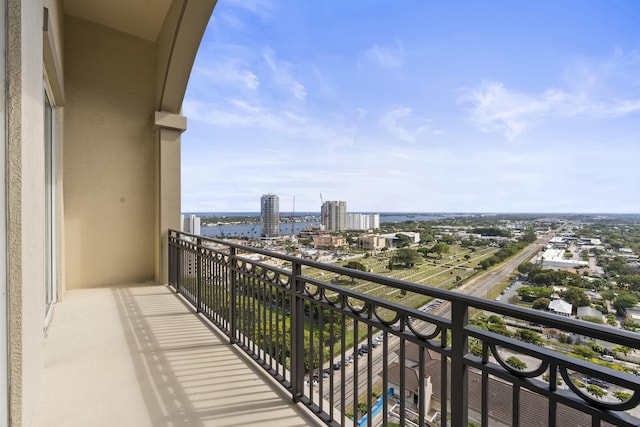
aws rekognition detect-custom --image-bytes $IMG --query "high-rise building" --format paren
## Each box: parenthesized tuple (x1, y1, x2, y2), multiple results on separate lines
(181, 214, 201, 235)
(346, 213, 380, 230)
(321, 201, 347, 231)
(261, 194, 280, 238)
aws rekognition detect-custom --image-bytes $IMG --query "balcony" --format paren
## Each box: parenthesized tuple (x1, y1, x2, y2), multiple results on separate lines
(33, 285, 324, 427)
(36, 231, 640, 426)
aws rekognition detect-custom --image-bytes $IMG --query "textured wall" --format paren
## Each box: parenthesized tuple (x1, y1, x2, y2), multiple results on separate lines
(7, 0, 54, 424)
(64, 16, 157, 288)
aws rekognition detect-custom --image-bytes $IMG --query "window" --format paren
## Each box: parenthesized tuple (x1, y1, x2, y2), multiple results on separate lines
(44, 89, 56, 319)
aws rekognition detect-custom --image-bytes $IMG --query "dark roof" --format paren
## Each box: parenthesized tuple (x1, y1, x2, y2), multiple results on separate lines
(387, 362, 424, 393)
(403, 341, 441, 365)
(399, 342, 617, 427)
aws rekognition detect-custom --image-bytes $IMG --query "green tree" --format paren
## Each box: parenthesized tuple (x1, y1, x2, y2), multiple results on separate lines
(586, 384, 607, 398)
(391, 248, 423, 268)
(506, 356, 527, 370)
(344, 261, 366, 272)
(517, 286, 552, 302)
(560, 287, 590, 308)
(471, 314, 510, 336)
(613, 391, 632, 401)
(517, 262, 540, 276)
(343, 261, 367, 284)
(516, 329, 542, 345)
(532, 297, 551, 310)
(612, 345, 630, 357)
(430, 242, 450, 259)
(572, 345, 596, 359)
(521, 227, 537, 243)
(395, 233, 413, 248)
(614, 293, 639, 316)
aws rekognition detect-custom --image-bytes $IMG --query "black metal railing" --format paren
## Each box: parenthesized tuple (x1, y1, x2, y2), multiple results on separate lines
(168, 230, 640, 427)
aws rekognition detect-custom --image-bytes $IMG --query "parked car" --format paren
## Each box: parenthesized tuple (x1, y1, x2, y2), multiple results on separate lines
(586, 378, 609, 389)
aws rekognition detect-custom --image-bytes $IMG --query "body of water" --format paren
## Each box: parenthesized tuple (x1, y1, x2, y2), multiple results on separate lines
(202, 222, 321, 239)
(189, 212, 467, 238)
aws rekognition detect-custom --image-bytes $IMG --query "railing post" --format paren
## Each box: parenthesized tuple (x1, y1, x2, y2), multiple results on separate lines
(450, 300, 469, 426)
(290, 260, 304, 401)
(229, 247, 237, 344)
(196, 237, 202, 313)
(176, 233, 183, 293)
(168, 230, 175, 287)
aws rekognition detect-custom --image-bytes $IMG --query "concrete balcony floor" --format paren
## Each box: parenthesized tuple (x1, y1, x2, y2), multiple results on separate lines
(34, 284, 322, 427)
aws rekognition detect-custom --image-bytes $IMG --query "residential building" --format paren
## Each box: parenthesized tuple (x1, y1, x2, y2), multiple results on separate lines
(346, 213, 380, 230)
(261, 193, 280, 238)
(321, 200, 346, 231)
(181, 214, 201, 235)
(549, 298, 573, 316)
(398, 342, 610, 427)
(577, 306, 604, 320)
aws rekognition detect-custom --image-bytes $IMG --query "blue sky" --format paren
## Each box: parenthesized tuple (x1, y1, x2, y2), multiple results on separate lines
(182, 0, 640, 213)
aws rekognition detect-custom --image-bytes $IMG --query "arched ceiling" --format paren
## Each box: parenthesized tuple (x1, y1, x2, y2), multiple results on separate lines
(63, 0, 173, 42)
(63, 0, 217, 114)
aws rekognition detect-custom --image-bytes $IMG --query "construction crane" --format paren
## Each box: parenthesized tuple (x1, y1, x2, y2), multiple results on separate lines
(320, 193, 329, 230)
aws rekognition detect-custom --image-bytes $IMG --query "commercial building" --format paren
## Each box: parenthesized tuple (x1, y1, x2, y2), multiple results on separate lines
(346, 213, 380, 230)
(380, 232, 421, 247)
(539, 248, 589, 270)
(312, 234, 347, 249)
(321, 200, 346, 231)
(357, 234, 387, 251)
(261, 193, 280, 238)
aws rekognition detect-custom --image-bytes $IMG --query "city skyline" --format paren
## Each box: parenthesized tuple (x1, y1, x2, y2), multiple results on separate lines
(182, 1, 640, 214)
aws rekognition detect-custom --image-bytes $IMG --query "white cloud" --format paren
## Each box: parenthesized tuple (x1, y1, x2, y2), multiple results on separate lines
(379, 106, 430, 142)
(263, 48, 307, 100)
(362, 41, 404, 69)
(461, 77, 640, 140)
(222, 0, 273, 20)
(196, 60, 260, 90)
(460, 81, 567, 139)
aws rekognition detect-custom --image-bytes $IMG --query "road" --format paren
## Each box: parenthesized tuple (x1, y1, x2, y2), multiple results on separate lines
(321, 232, 556, 409)
(460, 234, 553, 299)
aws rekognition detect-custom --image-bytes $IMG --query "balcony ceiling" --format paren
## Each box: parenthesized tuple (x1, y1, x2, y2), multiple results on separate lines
(63, 0, 173, 41)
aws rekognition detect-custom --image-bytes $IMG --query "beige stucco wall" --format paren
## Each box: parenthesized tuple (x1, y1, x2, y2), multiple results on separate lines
(6, 0, 65, 424)
(5, 1, 215, 424)
(63, 16, 157, 289)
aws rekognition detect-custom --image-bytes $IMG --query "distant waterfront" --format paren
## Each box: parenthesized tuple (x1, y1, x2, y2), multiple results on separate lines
(183, 212, 466, 238)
